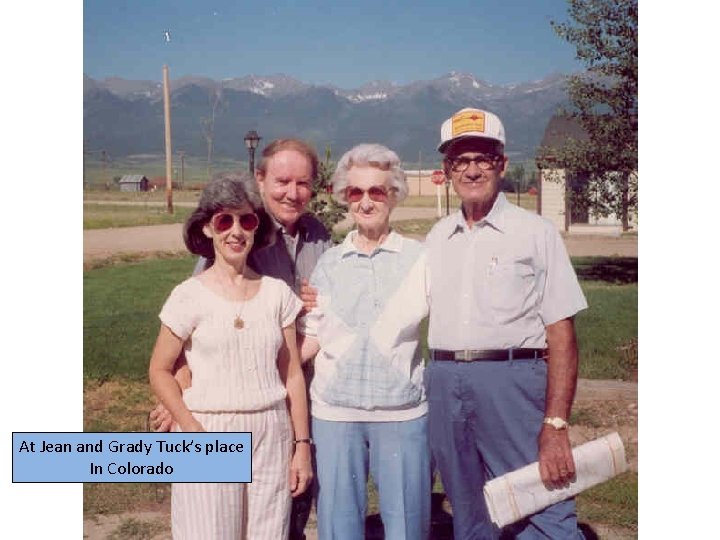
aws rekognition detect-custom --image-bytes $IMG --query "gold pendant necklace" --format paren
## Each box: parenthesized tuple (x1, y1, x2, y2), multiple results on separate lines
(213, 267, 249, 330)
(233, 273, 250, 330)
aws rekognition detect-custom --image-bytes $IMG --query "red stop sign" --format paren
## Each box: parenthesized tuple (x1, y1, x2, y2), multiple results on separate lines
(431, 170, 445, 185)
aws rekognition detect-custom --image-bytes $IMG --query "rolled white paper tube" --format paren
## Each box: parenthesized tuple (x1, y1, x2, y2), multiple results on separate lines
(484, 432, 628, 528)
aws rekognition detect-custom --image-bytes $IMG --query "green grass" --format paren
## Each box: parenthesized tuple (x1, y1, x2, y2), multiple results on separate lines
(84, 203, 194, 229)
(84, 190, 203, 203)
(84, 256, 636, 383)
(400, 192, 537, 212)
(84, 256, 196, 381)
(576, 281, 637, 379)
(576, 472, 638, 531)
(400, 194, 462, 209)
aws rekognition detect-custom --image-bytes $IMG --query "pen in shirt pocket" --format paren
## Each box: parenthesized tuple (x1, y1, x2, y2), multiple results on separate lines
(487, 255, 499, 276)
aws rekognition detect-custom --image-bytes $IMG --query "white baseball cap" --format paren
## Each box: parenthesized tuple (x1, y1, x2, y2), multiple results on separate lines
(438, 108, 506, 153)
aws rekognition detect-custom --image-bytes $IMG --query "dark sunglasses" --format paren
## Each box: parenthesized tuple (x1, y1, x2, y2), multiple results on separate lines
(345, 185, 393, 203)
(211, 212, 259, 233)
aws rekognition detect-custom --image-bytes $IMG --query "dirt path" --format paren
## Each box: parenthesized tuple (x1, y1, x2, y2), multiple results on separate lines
(83, 207, 637, 262)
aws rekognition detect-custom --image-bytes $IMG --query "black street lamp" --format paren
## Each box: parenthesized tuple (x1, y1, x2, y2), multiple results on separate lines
(244, 130, 262, 174)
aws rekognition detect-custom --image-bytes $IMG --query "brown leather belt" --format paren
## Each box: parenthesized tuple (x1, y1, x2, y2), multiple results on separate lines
(430, 348, 547, 362)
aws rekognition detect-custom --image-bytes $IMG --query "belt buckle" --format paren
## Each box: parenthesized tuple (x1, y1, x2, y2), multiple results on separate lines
(461, 349, 472, 362)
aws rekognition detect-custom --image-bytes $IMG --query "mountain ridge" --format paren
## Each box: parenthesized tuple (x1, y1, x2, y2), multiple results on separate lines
(83, 71, 571, 161)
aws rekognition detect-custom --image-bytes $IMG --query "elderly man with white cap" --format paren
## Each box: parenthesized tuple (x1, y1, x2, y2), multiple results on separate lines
(424, 108, 588, 539)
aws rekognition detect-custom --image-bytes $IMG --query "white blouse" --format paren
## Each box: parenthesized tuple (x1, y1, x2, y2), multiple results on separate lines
(159, 276, 302, 412)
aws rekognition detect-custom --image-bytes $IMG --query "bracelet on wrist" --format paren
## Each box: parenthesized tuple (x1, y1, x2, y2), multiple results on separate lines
(293, 438, 313, 445)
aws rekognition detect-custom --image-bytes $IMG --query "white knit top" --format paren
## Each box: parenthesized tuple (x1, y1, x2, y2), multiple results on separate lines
(159, 276, 302, 412)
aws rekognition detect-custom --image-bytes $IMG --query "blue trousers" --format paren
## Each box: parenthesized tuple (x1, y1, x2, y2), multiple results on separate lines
(312, 415, 431, 540)
(425, 359, 583, 540)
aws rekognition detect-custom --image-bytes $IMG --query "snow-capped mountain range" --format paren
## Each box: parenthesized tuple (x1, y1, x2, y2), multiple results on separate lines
(84, 71, 567, 103)
(83, 71, 571, 160)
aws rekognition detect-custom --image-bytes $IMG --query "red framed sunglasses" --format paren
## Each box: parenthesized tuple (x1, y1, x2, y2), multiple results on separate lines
(211, 212, 259, 233)
(345, 185, 393, 203)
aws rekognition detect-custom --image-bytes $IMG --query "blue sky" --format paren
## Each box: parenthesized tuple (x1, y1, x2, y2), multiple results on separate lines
(84, 0, 583, 88)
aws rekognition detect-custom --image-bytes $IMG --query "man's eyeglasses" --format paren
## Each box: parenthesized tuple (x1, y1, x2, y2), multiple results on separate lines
(211, 212, 259, 233)
(345, 185, 394, 203)
(447, 154, 503, 172)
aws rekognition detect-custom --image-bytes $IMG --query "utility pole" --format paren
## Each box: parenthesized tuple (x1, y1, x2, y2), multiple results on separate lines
(417, 151, 422, 196)
(162, 64, 174, 213)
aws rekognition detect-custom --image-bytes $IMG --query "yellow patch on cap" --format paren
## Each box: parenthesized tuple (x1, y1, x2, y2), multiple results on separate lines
(451, 110, 486, 137)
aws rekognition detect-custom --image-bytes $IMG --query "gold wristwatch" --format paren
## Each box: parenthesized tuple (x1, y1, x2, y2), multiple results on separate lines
(543, 416, 569, 430)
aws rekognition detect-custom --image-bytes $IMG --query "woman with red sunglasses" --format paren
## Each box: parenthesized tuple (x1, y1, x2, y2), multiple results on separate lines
(298, 144, 431, 540)
(149, 172, 312, 539)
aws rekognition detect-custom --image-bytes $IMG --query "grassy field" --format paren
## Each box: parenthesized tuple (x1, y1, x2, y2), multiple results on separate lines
(84, 203, 194, 229)
(83, 191, 538, 231)
(577, 472, 637, 530)
(399, 192, 537, 212)
(84, 257, 195, 381)
(84, 188, 536, 209)
(83, 190, 203, 203)
(84, 155, 244, 188)
(84, 255, 637, 533)
(84, 256, 637, 382)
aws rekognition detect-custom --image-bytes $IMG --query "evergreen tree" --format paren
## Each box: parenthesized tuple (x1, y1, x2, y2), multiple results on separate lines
(545, 0, 638, 230)
(308, 146, 347, 238)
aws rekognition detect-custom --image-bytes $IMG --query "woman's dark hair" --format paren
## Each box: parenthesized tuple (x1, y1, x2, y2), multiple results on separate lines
(183, 171, 274, 259)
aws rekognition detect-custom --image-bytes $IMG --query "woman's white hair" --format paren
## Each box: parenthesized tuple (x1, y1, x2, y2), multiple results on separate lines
(331, 143, 409, 204)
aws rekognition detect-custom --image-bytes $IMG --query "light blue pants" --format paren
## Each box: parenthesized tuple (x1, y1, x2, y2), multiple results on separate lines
(425, 359, 584, 540)
(312, 415, 431, 540)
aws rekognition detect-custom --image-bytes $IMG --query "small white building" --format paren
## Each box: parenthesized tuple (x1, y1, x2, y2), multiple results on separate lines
(536, 115, 636, 234)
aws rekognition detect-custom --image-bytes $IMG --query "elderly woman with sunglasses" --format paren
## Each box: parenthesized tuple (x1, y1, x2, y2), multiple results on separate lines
(149, 172, 312, 540)
(299, 144, 431, 540)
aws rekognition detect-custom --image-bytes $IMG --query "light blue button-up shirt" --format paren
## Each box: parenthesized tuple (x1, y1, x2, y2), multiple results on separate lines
(302, 230, 429, 422)
(425, 193, 587, 350)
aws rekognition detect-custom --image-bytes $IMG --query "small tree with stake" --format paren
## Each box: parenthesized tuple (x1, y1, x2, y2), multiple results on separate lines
(307, 146, 347, 237)
(507, 164, 527, 205)
(544, 0, 638, 231)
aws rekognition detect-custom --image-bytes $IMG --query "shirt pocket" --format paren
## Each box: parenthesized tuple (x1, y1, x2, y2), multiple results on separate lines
(488, 262, 536, 324)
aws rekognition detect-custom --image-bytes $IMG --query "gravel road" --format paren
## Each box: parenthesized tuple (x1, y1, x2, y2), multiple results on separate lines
(84, 206, 637, 262)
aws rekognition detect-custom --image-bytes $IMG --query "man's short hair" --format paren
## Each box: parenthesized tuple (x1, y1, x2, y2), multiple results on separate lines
(256, 138, 319, 180)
